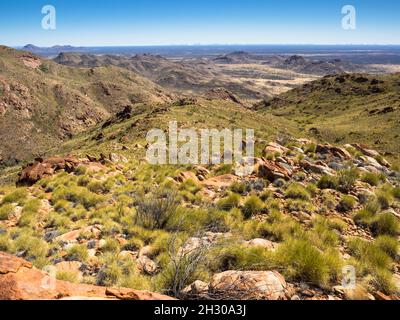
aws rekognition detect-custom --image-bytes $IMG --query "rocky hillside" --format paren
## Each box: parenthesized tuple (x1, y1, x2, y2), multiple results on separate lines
(256, 73, 400, 167)
(0, 96, 399, 300)
(270, 55, 376, 76)
(0, 46, 173, 165)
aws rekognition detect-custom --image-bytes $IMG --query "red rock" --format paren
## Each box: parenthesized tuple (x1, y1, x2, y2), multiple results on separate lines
(263, 142, 289, 156)
(18, 156, 80, 185)
(106, 288, 174, 301)
(316, 144, 352, 160)
(0, 252, 174, 300)
(257, 159, 292, 181)
(201, 174, 238, 189)
(351, 144, 380, 158)
(175, 171, 200, 183)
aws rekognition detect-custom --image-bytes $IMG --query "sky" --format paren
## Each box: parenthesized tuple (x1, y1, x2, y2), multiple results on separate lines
(0, 0, 399, 46)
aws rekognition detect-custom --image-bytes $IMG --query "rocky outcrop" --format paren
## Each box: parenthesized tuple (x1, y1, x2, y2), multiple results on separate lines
(208, 270, 287, 300)
(17, 156, 82, 186)
(0, 252, 174, 300)
(257, 159, 293, 181)
(205, 88, 242, 104)
(201, 174, 239, 190)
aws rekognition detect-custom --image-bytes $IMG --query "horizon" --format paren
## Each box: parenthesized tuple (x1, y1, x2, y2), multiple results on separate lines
(14, 43, 400, 48)
(1, 0, 400, 47)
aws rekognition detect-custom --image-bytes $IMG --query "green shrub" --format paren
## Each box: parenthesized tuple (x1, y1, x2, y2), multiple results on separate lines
(348, 237, 392, 270)
(97, 261, 122, 287)
(275, 239, 342, 287)
(375, 190, 394, 210)
(101, 238, 121, 254)
(52, 185, 105, 210)
(365, 199, 381, 214)
(56, 270, 79, 283)
(337, 195, 357, 212)
(260, 189, 274, 201)
(0, 204, 14, 220)
(167, 207, 228, 233)
(14, 234, 48, 266)
(375, 236, 399, 259)
(260, 213, 302, 242)
(285, 183, 310, 201)
(306, 183, 318, 197)
(39, 63, 50, 73)
(75, 165, 88, 176)
(230, 182, 250, 195)
(217, 193, 241, 211)
(241, 196, 264, 219)
(18, 199, 41, 227)
(305, 143, 317, 154)
(318, 175, 338, 190)
(179, 179, 202, 194)
(392, 187, 400, 200)
(0, 234, 13, 251)
(361, 173, 385, 186)
(87, 180, 109, 194)
(370, 212, 399, 236)
(286, 199, 315, 215)
(66, 244, 89, 262)
(135, 189, 178, 230)
(337, 169, 359, 193)
(353, 209, 374, 226)
(326, 217, 347, 232)
(1, 188, 28, 206)
(210, 244, 275, 272)
(46, 211, 71, 230)
(213, 164, 232, 176)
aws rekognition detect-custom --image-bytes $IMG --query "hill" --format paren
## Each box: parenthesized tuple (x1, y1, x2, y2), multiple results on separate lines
(0, 46, 173, 165)
(256, 73, 400, 166)
(0, 97, 399, 299)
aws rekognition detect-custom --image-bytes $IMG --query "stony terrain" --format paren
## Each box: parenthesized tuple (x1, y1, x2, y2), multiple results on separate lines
(0, 45, 399, 300)
(0, 120, 399, 300)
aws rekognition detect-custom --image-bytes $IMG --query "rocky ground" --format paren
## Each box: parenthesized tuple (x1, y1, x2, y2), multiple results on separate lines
(0, 137, 399, 300)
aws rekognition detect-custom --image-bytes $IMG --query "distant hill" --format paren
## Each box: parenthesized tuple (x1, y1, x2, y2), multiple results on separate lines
(0, 46, 173, 165)
(265, 55, 379, 75)
(256, 72, 400, 165)
(22, 44, 88, 56)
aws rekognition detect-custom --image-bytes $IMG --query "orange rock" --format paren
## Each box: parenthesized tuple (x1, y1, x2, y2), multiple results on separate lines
(0, 252, 174, 300)
(175, 171, 199, 183)
(201, 174, 238, 190)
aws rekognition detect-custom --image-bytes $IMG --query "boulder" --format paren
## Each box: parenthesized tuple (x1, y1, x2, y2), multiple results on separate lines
(181, 280, 209, 298)
(175, 171, 200, 184)
(299, 159, 334, 175)
(333, 285, 375, 300)
(55, 225, 102, 243)
(109, 153, 128, 163)
(244, 239, 277, 250)
(263, 142, 289, 156)
(136, 256, 158, 275)
(18, 156, 80, 185)
(209, 270, 287, 300)
(257, 159, 292, 181)
(352, 144, 380, 158)
(0, 251, 173, 300)
(201, 174, 238, 190)
(316, 144, 352, 160)
(17, 156, 105, 186)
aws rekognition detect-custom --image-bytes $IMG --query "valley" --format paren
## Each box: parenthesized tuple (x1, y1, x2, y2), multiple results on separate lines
(0, 44, 399, 301)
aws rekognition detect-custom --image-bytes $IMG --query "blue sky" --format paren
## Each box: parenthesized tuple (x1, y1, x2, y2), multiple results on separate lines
(0, 0, 399, 46)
